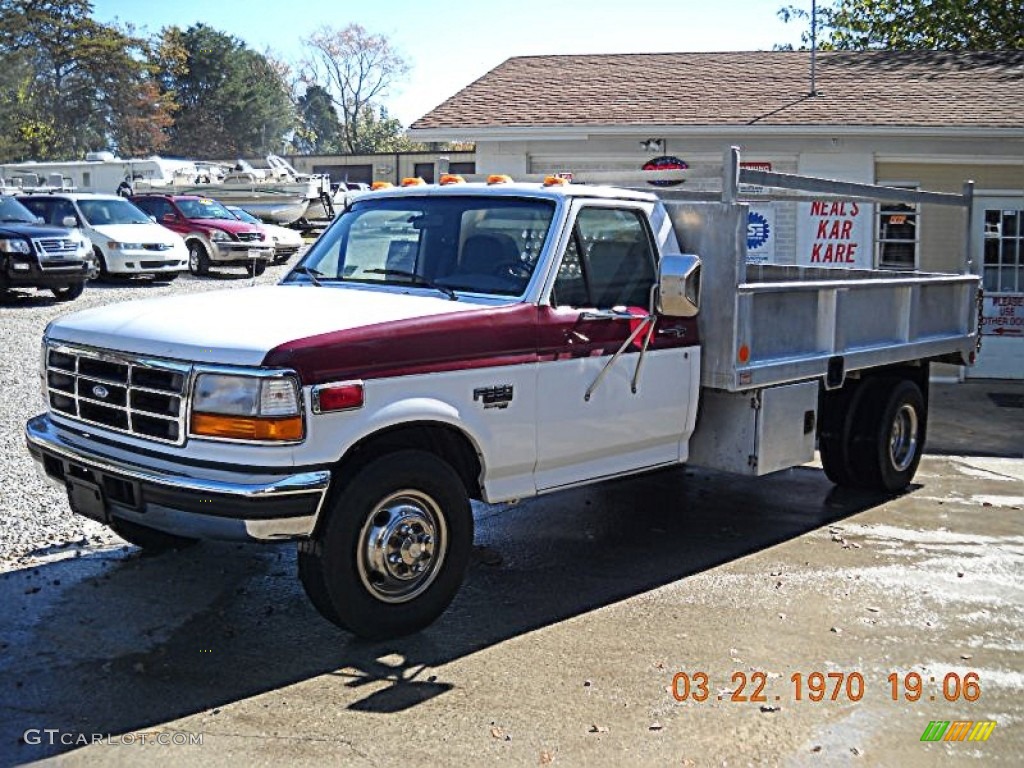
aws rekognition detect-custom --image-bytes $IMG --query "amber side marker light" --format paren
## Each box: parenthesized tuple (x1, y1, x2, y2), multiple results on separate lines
(191, 413, 303, 441)
(401, 177, 426, 187)
(371, 181, 393, 190)
(738, 344, 751, 363)
(439, 174, 466, 185)
(543, 175, 569, 186)
(487, 174, 513, 184)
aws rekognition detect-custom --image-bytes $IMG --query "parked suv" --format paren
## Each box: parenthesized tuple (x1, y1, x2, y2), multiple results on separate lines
(20, 193, 187, 280)
(226, 205, 304, 264)
(131, 194, 273, 276)
(0, 194, 91, 301)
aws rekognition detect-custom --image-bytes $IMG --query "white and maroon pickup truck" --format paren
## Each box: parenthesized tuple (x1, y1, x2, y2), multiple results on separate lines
(26, 154, 980, 637)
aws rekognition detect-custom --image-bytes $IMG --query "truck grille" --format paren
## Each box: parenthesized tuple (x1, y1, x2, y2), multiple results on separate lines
(236, 232, 263, 242)
(45, 345, 190, 445)
(34, 238, 80, 268)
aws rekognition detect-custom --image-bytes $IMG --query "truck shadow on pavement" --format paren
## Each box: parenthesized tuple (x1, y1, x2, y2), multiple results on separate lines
(1, 464, 891, 762)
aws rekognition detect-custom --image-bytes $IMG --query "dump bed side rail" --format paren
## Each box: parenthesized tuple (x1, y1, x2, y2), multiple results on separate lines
(666, 148, 980, 392)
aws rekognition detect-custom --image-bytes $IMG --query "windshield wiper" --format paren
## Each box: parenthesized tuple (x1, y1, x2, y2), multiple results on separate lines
(363, 269, 458, 300)
(291, 266, 324, 286)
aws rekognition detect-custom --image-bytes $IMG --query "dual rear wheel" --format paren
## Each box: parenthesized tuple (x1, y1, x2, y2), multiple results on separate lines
(819, 376, 927, 493)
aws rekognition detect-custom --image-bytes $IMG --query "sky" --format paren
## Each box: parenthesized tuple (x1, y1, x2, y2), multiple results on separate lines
(90, 0, 808, 126)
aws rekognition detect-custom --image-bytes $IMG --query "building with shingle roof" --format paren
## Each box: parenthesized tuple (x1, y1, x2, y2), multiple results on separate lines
(410, 50, 1024, 379)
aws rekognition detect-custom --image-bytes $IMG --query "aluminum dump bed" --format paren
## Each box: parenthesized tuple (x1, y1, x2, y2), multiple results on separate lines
(664, 149, 980, 392)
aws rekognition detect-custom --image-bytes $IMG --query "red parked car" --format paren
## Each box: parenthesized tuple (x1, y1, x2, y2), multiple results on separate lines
(131, 194, 273, 277)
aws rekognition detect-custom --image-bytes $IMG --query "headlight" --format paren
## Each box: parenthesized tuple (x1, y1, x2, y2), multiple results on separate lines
(107, 241, 145, 250)
(0, 238, 32, 254)
(191, 372, 302, 441)
(209, 230, 232, 242)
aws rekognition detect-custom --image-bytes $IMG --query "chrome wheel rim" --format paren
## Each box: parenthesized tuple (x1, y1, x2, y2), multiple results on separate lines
(188, 248, 199, 271)
(357, 490, 447, 604)
(889, 403, 919, 472)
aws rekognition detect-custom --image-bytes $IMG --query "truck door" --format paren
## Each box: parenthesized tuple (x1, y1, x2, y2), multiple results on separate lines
(534, 201, 699, 491)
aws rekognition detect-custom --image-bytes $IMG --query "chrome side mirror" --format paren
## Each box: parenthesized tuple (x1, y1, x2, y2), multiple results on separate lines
(657, 253, 701, 317)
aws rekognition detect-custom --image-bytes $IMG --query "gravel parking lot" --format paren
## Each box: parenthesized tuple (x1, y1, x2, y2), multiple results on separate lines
(0, 259, 298, 562)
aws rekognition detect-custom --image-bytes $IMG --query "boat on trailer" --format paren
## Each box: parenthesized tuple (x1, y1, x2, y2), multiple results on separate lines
(0, 154, 332, 225)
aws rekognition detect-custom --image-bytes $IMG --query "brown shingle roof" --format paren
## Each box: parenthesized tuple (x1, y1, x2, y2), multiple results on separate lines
(411, 51, 1024, 131)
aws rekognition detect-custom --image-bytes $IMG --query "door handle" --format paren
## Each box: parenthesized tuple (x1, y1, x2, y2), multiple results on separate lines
(656, 327, 687, 338)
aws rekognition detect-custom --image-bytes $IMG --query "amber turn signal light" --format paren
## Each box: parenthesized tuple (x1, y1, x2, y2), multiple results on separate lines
(191, 412, 303, 441)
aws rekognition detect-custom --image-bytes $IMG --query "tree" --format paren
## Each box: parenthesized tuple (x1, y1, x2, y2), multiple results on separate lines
(154, 24, 295, 158)
(349, 106, 425, 153)
(0, 0, 172, 159)
(294, 84, 342, 153)
(300, 24, 409, 153)
(778, 0, 1023, 50)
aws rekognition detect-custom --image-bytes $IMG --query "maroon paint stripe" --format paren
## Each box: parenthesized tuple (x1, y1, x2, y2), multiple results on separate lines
(262, 302, 701, 384)
(263, 303, 540, 384)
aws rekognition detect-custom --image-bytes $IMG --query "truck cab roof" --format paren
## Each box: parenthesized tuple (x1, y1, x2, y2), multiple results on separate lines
(364, 182, 658, 204)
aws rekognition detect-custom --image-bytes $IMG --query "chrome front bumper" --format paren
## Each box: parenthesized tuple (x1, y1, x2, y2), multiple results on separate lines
(25, 414, 331, 542)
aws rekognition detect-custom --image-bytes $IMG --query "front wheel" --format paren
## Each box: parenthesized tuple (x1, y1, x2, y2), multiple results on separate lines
(298, 450, 473, 638)
(246, 260, 266, 277)
(188, 242, 210, 276)
(50, 282, 84, 302)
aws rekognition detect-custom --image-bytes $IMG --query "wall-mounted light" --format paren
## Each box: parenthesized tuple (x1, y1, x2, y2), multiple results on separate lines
(640, 139, 665, 153)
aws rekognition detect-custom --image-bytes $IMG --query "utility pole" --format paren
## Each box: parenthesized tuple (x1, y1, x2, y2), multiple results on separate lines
(810, 0, 818, 96)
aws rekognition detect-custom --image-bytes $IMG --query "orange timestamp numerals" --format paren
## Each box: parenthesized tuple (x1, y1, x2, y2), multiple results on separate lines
(671, 671, 982, 704)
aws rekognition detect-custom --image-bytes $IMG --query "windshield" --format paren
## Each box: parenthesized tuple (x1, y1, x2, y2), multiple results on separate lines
(229, 207, 260, 225)
(0, 195, 36, 223)
(287, 196, 555, 297)
(78, 198, 151, 226)
(177, 198, 236, 220)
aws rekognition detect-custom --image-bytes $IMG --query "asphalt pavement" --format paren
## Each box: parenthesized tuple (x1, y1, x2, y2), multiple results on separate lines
(1, 379, 1021, 767)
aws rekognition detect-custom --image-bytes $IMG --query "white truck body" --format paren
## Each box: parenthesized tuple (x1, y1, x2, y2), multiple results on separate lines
(25, 150, 980, 637)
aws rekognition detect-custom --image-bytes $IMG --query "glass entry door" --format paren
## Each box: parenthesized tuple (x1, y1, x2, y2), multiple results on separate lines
(970, 197, 1024, 379)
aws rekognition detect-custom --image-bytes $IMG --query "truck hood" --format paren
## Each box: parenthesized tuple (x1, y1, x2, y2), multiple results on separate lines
(190, 218, 260, 236)
(0, 221, 72, 238)
(91, 223, 182, 246)
(45, 285, 486, 366)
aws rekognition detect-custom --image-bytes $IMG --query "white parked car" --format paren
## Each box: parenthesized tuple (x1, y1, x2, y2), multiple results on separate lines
(20, 193, 188, 280)
(226, 205, 304, 264)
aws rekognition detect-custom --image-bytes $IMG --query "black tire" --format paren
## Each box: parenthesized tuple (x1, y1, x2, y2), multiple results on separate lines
(818, 382, 859, 486)
(849, 378, 927, 492)
(246, 260, 266, 277)
(188, 241, 210, 276)
(298, 450, 473, 638)
(92, 247, 109, 281)
(109, 518, 197, 554)
(50, 282, 84, 302)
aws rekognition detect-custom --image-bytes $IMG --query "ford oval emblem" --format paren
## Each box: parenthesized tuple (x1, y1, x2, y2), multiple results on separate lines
(92, 385, 109, 399)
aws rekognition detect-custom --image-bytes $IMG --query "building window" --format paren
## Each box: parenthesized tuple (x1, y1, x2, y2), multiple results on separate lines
(876, 185, 918, 270)
(448, 162, 476, 175)
(413, 162, 435, 183)
(983, 208, 1022, 293)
